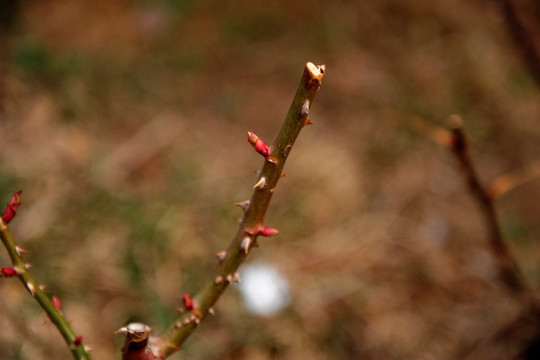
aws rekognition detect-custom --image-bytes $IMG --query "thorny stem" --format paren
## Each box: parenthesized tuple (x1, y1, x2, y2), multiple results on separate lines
(448, 115, 536, 301)
(153, 62, 325, 357)
(0, 218, 90, 360)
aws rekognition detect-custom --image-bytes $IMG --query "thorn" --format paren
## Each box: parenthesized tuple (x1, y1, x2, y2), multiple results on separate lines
(280, 171, 287, 178)
(176, 307, 185, 314)
(260, 227, 280, 237)
(304, 117, 313, 126)
(243, 226, 257, 236)
(25, 263, 33, 270)
(192, 315, 200, 325)
(27, 282, 35, 296)
(84, 345, 92, 352)
(266, 155, 278, 164)
(233, 272, 241, 283)
(208, 307, 215, 315)
(174, 322, 182, 329)
(15, 246, 28, 257)
(39, 284, 47, 291)
(301, 100, 310, 116)
(253, 177, 266, 190)
(234, 200, 250, 213)
(215, 275, 224, 285)
(240, 236, 251, 254)
(182, 318, 191, 326)
(226, 274, 233, 283)
(215, 250, 227, 264)
(14, 266, 25, 275)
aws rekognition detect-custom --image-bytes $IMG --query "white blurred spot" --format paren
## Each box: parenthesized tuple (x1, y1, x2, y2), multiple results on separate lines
(236, 263, 291, 317)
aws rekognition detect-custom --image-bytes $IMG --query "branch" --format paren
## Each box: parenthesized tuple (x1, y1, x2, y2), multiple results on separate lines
(447, 115, 535, 300)
(489, 159, 540, 198)
(495, 0, 540, 88)
(0, 191, 90, 360)
(117, 62, 326, 359)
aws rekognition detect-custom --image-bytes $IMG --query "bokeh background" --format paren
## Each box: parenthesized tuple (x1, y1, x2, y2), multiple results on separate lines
(1, 1, 540, 359)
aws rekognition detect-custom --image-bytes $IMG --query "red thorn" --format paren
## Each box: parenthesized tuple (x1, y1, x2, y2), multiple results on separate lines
(52, 296, 62, 312)
(260, 227, 280, 237)
(0, 267, 17, 278)
(304, 118, 313, 126)
(2, 190, 22, 224)
(182, 294, 194, 311)
(247, 131, 270, 157)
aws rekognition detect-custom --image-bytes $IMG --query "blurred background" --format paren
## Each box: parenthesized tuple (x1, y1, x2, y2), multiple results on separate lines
(1, 0, 540, 359)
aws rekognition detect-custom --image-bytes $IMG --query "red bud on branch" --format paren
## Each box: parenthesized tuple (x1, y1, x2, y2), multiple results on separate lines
(2, 190, 22, 224)
(247, 131, 270, 157)
(73, 335, 83, 347)
(260, 227, 280, 237)
(52, 296, 62, 312)
(0, 267, 17, 278)
(182, 294, 194, 311)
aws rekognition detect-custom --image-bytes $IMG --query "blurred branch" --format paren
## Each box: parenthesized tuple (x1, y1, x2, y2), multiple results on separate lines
(496, 0, 540, 88)
(447, 115, 535, 300)
(0, 192, 90, 360)
(489, 159, 540, 198)
(117, 62, 326, 359)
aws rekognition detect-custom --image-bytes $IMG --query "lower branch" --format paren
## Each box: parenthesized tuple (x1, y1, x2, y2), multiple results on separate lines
(0, 194, 90, 360)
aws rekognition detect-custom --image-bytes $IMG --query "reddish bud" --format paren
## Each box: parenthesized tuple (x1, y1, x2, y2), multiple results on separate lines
(247, 131, 269, 157)
(73, 335, 83, 347)
(182, 294, 194, 310)
(260, 227, 279, 237)
(52, 296, 62, 311)
(2, 190, 22, 224)
(0, 267, 17, 278)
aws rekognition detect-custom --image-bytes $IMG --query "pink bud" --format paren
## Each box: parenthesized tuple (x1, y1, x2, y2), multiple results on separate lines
(2, 190, 22, 224)
(182, 294, 194, 310)
(0, 267, 17, 277)
(247, 131, 270, 157)
(52, 296, 62, 311)
(260, 227, 279, 237)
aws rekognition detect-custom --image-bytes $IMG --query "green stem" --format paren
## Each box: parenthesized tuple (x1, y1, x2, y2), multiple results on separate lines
(0, 219, 90, 360)
(158, 62, 326, 357)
